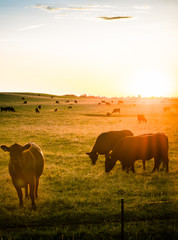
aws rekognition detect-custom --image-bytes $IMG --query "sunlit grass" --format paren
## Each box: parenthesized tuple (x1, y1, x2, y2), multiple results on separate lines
(0, 92, 177, 239)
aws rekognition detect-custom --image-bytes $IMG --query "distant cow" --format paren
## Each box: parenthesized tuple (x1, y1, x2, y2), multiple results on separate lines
(38, 105, 41, 110)
(23, 101, 27, 104)
(68, 106, 72, 109)
(112, 108, 120, 113)
(106, 102, 111, 105)
(35, 108, 40, 113)
(86, 130, 134, 165)
(65, 100, 70, 103)
(56, 101, 59, 104)
(137, 114, 147, 123)
(54, 108, 58, 112)
(106, 112, 111, 117)
(1, 107, 15, 112)
(21, 97, 25, 100)
(118, 101, 124, 104)
(74, 100, 78, 103)
(105, 133, 169, 173)
(1, 143, 44, 210)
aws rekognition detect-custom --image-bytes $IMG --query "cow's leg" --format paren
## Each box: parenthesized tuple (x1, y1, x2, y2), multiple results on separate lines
(25, 183, 29, 199)
(29, 179, 36, 210)
(142, 160, 146, 170)
(13, 183, 23, 208)
(35, 178, 39, 199)
(151, 159, 158, 173)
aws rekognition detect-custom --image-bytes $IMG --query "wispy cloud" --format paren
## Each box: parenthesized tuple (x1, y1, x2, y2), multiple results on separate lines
(98, 16, 133, 21)
(18, 24, 45, 31)
(134, 5, 151, 10)
(33, 4, 62, 11)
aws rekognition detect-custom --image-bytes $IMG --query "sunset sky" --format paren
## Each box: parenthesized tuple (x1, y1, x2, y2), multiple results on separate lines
(0, 0, 178, 97)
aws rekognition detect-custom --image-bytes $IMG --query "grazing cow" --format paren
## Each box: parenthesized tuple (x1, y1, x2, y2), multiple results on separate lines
(1, 143, 44, 210)
(137, 114, 147, 123)
(21, 97, 25, 100)
(65, 100, 70, 103)
(105, 133, 169, 173)
(54, 108, 58, 112)
(35, 107, 40, 113)
(106, 102, 111, 105)
(74, 100, 78, 103)
(68, 106, 72, 109)
(38, 105, 41, 110)
(118, 100, 124, 104)
(1, 107, 15, 112)
(86, 130, 134, 165)
(106, 112, 111, 117)
(56, 101, 59, 104)
(23, 101, 27, 104)
(112, 108, 120, 113)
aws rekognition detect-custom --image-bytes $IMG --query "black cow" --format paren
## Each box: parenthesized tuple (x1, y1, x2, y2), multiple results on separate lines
(35, 108, 40, 113)
(1, 107, 15, 112)
(1, 143, 44, 210)
(105, 133, 169, 173)
(86, 130, 134, 165)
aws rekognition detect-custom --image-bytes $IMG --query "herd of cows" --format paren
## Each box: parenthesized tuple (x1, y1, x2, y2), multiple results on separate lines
(0, 129, 169, 210)
(0, 96, 170, 209)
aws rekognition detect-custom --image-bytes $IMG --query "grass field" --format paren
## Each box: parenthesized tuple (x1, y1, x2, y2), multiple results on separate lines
(0, 92, 177, 239)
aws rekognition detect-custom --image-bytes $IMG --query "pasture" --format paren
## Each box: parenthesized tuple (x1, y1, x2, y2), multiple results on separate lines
(0, 92, 177, 239)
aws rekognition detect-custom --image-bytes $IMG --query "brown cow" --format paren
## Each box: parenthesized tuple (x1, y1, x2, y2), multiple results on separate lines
(1, 143, 44, 210)
(86, 130, 134, 165)
(105, 133, 169, 173)
(137, 114, 147, 123)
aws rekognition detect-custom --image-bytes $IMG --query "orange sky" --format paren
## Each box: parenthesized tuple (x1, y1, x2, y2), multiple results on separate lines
(0, 0, 178, 97)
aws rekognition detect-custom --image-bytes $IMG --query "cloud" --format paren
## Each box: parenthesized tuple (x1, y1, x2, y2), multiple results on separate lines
(98, 16, 133, 21)
(33, 4, 63, 11)
(134, 5, 151, 10)
(18, 24, 45, 31)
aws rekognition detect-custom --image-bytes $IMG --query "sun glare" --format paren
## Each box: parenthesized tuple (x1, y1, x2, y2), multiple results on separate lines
(131, 70, 172, 97)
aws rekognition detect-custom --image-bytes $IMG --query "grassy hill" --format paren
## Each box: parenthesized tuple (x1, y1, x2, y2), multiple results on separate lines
(0, 92, 177, 239)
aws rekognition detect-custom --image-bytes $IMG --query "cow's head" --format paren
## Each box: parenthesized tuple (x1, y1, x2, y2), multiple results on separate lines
(105, 153, 116, 173)
(86, 152, 98, 165)
(1, 143, 31, 167)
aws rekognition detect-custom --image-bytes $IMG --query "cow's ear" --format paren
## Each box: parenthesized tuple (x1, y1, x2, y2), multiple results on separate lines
(22, 143, 31, 152)
(1, 145, 10, 152)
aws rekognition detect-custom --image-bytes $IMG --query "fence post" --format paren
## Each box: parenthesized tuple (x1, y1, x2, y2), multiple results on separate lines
(121, 198, 124, 240)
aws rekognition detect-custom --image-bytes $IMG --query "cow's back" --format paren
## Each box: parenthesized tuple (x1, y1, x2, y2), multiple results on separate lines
(23, 143, 44, 178)
(93, 130, 133, 154)
(112, 133, 168, 161)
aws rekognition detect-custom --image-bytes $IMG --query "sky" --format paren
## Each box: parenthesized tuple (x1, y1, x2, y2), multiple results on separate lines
(0, 0, 178, 97)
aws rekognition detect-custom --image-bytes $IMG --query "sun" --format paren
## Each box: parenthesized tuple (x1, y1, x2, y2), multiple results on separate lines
(131, 69, 172, 97)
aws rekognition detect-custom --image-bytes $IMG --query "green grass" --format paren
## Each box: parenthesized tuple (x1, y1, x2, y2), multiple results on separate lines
(0, 92, 177, 239)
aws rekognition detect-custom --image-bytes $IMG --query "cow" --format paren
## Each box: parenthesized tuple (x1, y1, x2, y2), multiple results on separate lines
(105, 133, 169, 173)
(68, 106, 72, 109)
(54, 108, 58, 112)
(1, 107, 15, 112)
(56, 101, 59, 104)
(137, 114, 147, 123)
(38, 105, 41, 110)
(23, 101, 27, 104)
(35, 107, 40, 113)
(1, 143, 44, 210)
(112, 108, 120, 113)
(106, 112, 111, 117)
(74, 100, 78, 103)
(86, 130, 134, 165)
